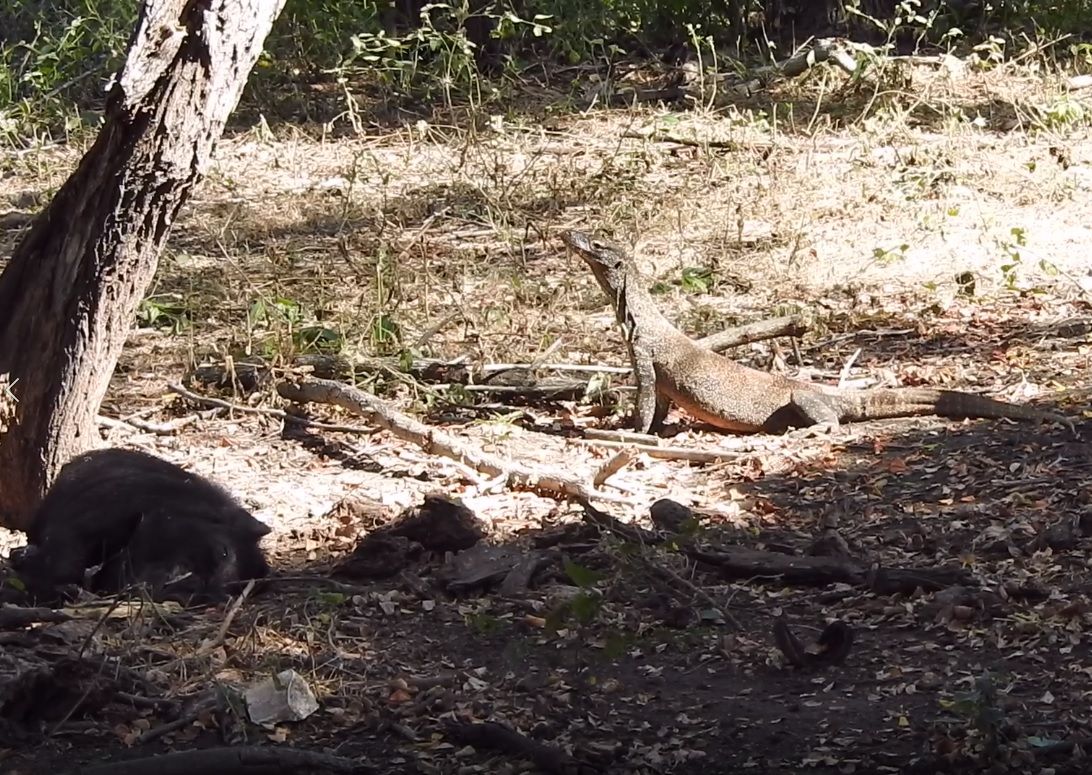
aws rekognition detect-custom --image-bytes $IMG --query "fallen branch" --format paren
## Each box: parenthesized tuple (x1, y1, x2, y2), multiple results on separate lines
(694, 314, 809, 353)
(277, 378, 633, 504)
(167, 382, 375, 434)
(69, 745, 373, 775)
(0, 605, 71, 628)
(195, 579, 255, 657)
(135, 691, 224, 745)
(686, 546, 973, 593)
(581, 500, 662, 546)
(461, 380, 589, 400)
(444, 720, 599, 775)
(96, 414, 198, 435)
(481, 363, 631, 375)
(635, 553, 733, 626)
(576, 438, 741, 464)
(621, 129, 768, 150)
(591, 449, 636, 487)
(1065, 74, 1092, 91)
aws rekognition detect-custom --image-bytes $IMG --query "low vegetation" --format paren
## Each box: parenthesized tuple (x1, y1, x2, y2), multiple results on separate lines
(3, 1, 1092, 773)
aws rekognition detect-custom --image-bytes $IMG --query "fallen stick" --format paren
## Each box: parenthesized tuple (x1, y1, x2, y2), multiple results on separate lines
(69, 745, 373, 774)
(195, 579, 255, 657)
(686, 546, 974, 593)
(444, 720, 596, 775)
(694, 314, 809, 353)
(0, 605, 71, 628)
(592, 449, 636, 487)
(576, 438, 741, 463)
(96, 413, 197, 435)
(621, 129, 769, 150)
(277, 378, 634, 504)
(167, 382, 375, 434)
(481, 363, 631, 375)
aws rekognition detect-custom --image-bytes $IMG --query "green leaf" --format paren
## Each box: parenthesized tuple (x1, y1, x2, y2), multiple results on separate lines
(680, 266, 713, 293)
(295, 326, 343, 353)
(563, 557, 605, 588)
(316, 591, 347, 606)
(569, 591, 601, 623)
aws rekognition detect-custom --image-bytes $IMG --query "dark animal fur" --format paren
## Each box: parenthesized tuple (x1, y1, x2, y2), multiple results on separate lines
(14, 448, 270, 601)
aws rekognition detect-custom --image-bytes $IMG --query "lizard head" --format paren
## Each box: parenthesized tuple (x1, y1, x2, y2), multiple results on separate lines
(559, 230, 627, 272)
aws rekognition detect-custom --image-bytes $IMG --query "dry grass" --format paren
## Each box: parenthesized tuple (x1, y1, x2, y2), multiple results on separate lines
(1, 58, 1090, 549)
(4, 56, 1092, 773)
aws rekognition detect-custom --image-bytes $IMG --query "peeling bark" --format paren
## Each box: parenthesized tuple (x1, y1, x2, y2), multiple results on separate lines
(0, 0, 286, 529)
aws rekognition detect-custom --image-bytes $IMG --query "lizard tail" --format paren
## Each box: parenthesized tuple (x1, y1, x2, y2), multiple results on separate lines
(853, 387, 1065, 423)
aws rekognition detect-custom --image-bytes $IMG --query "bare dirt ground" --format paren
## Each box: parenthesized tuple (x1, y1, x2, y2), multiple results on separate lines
(2, 61, 1092, 773)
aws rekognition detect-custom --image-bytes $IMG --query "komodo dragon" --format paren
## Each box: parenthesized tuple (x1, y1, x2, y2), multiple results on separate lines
(561, 229, 1069, 434)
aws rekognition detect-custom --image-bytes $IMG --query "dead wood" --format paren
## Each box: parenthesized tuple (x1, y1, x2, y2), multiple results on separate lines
(68, 745, 373, 774)
(191, 314, 804, 410)
(0, 605, 71, 629)
(462, 380, 588, 400)
(629, 37, 857, 108)
(95, 414, 197, 436)
(444, 720, 600, 775)
(591, 448, 636, 486)
(188, 353, 469, 394)
(686, 546, 974, 593)
(580, 500, 663, 546)
(707, 37, 857, 102)
(135, 689, 224, 745)
(277, 378, 632, 503)
(168, 382, 374, 435)
(1066, 74, 1092, 91)
(694, 314, 809, 353)
(575, 438, 741, 464)
(621, 129, 770, 150)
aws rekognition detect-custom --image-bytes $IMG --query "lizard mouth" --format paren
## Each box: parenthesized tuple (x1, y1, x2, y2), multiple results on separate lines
(560, 230, 588, 249)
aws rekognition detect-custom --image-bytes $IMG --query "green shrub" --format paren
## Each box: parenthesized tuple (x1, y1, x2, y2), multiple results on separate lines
(3, 0, 1092, 142)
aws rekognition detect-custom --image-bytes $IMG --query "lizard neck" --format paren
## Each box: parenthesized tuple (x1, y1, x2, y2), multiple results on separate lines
(603, 266, 689, 360)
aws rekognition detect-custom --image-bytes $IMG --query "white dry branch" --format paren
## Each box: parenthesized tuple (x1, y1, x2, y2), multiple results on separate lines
(277, 378, 635, 504)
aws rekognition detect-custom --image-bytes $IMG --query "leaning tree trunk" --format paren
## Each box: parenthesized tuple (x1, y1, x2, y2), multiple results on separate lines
(0, 0, 286, 530)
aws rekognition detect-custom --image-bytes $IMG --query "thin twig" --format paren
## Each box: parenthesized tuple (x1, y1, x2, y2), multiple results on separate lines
(576, 438, 742, 463)
(196, 579, 255, 656)
(481, 362, 631, 375)
(592, 449, 636, 487)
(167, 382, 376, 434)
(96, 414, 198, 435)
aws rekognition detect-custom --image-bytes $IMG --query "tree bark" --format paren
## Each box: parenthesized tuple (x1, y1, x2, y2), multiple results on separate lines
(0, 0, 286, 530)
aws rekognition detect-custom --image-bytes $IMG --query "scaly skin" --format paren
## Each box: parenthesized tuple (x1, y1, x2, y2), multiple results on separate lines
(561, 230, 1069, 434)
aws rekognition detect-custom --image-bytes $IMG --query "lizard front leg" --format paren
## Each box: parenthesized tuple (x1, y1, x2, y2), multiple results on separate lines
(631, 345, 668, 433)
